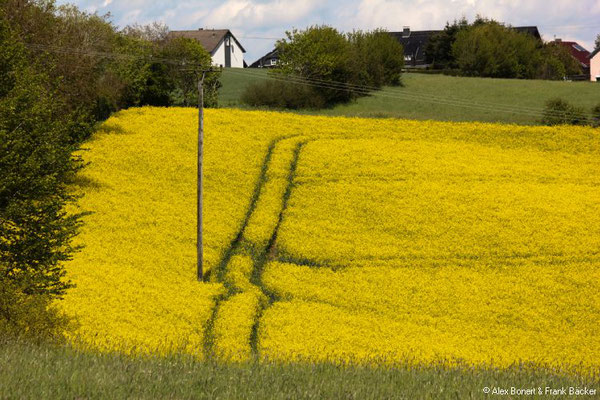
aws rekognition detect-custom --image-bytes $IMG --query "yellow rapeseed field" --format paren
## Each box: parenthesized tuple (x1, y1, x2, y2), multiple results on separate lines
(64, 107, 600, 374)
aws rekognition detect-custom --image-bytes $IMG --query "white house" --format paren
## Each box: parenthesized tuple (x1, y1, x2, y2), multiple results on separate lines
(591, 48, 600, 82)
(168, 29, 246, 68)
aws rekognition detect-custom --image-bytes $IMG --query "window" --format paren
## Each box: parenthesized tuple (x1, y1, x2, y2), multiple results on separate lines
(231, 45, 234, 53)
(572, 44, 587, 52)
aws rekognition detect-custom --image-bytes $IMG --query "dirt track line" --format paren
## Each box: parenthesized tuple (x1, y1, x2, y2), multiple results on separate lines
(248, 140, 310, 357)
(202, 135, 293, 359)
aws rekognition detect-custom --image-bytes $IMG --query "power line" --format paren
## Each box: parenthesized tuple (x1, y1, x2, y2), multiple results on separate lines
(538, 23, 600, 30)
(26, 43, 203, 67)
(226, 68, 597, 123)
(237, 35, 281, 40)
(227, 68, 536, 117)
(232, 67, 589, 119)
(25, 43, 597, 123)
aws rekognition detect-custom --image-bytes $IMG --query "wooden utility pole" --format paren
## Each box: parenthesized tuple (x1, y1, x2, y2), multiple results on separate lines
(197, 71, 206, 281)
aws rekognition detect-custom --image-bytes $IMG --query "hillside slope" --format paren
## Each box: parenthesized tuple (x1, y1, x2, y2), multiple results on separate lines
(219, 69, 600, 125)
(64, 108, 600, 377)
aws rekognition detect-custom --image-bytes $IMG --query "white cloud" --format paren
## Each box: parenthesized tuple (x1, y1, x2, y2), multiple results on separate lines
(199, 0, 322, 30)
(343, 0, 599, 50)
(56, 0, 600, 60)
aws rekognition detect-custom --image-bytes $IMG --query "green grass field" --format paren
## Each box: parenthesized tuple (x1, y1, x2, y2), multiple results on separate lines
(219, 69, 600, 125)
(1, 340, 597, 400)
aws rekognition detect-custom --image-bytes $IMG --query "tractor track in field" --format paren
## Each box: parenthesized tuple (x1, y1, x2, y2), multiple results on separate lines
(248, 141, 307, 356)
(202, 136, 309, 359)
(202, 136, 286, 359)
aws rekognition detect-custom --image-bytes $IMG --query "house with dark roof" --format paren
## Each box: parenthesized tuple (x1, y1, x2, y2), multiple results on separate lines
(513, 26, 542, 41)
(590, 48, 600, 82)
(168, 29, 246, 68)
(250, 49, 279, 68)
(390, 26, 542, 68)
(389, 27, 438, 67)
(553, 39, 591, 74)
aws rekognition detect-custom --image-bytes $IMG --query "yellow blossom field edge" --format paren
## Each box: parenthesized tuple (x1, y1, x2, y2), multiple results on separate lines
(60, 107, 600, 368)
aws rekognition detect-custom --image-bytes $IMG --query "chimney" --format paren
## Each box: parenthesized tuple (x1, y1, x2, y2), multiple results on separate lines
(198, 28, 204, 30)
(555, 38, 562, 43)
(402, 26, 410, 38)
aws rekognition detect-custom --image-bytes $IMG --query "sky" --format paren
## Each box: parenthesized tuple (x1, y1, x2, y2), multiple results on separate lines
(56, 0, 600, 63)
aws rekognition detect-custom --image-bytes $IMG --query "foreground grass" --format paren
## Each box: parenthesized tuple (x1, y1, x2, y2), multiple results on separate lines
(219, 69, 600, 125)
(1, 340, 597, 400)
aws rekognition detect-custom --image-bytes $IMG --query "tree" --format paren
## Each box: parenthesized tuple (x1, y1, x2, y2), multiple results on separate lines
(276, 25, 356, 105)
(452, 20, 575, 80)
(595, 33, 600, 51)
(1, 12, 83, 340)
(122, 22, 169, 42)
(425, 17, 469, 69)
(243, 25, 404, 109)
(453, 22, 532, 78)
(348, 29, 404, 87)
(539, 42, 582, 79)
(160, 36, 221, 107)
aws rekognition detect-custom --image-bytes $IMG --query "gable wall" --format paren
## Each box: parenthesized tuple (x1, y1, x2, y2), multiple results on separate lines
(591, 53, 600, 82)
(211, 35, 245, 68)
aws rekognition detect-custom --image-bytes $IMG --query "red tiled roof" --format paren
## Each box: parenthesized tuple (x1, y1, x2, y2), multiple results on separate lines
(555, 41, 591, 68)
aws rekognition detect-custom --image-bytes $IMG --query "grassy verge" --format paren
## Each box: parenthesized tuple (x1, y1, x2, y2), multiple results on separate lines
(1, 340, 597, 399)
(219, 69, 600, 125)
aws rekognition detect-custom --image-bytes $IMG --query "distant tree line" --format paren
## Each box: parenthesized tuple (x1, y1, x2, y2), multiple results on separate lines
(242, 26, 404, 109)
(426, 17, 582, 80)
(1, 0, 218, 341)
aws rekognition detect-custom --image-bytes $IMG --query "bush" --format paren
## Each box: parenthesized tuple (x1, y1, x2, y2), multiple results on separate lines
(541, 98, 588, 126)
(592, 104, 600, 128)
(275, 25, 356, 105)
(0, 279, 72, 342)
(348, 29, 404, 87)
(453, 21, 541, 79)
(447, 17, 579, 80)
(244, 25, 403, 110)
(241, 80, 326, 109)
(116, 25, 220, 109)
